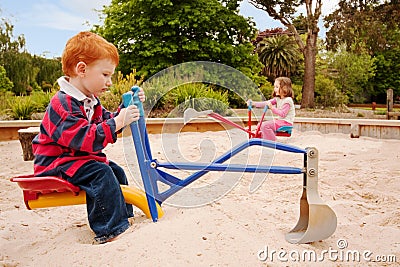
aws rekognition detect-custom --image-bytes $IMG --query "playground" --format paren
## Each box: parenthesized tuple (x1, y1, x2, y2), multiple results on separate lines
(1, 127, 399, 266)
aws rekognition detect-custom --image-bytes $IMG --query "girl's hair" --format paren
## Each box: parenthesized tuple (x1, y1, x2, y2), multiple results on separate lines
(61, 31, 119, 77)
(273, 77, 294, 98)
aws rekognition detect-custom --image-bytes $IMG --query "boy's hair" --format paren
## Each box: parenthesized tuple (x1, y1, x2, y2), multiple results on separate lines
(274, 77, 294, 98)
(61, 31, 119, 77)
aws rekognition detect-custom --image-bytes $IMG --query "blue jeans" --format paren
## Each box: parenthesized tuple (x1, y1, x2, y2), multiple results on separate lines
(63, 160, 134, 243)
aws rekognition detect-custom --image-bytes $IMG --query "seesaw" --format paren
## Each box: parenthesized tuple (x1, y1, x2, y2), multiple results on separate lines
(10, 175, 164, 219)
(183, 103, 293, 139)
(11, 86, 336, 244)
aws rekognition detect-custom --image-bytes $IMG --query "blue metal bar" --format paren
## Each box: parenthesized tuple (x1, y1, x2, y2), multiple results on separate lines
(156, 161, 303, 174)
(128, 121, 159, 221)
(123, 89, 159, 222)
(155, 138, 306, 202)
(249, 138, 306, 154)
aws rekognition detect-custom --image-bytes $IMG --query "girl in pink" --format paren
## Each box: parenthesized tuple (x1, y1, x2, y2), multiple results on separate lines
(249, 77, 295, 141)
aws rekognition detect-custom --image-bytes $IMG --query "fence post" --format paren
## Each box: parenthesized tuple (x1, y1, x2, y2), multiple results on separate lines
(387, 89, 393, 120)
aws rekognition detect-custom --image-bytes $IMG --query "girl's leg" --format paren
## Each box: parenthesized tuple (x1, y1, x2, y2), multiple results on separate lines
(260, 121, 277, 141)
(260, 120, 293, 141)
(66, 160, 131, 244)
(274, 120, 292, 129)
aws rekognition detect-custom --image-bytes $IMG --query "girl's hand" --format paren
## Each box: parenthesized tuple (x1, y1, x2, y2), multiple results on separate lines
(246, 99, 253, 107)
(267, 101, 273, 109)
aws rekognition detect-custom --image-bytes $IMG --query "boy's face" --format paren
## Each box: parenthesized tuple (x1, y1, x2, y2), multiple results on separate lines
(79, 59, 116, 97)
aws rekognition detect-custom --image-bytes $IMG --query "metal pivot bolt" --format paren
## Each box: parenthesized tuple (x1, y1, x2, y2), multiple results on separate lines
(307, 148, 316, 158)
(308, 168, 316, 176)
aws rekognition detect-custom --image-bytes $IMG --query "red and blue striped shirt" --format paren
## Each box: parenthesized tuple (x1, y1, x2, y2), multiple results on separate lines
(33, 86, 120, 177)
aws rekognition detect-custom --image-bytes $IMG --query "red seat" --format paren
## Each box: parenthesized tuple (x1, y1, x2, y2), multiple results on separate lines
(10, 175, 81, 209)
(276, 131, 292, 137)
(276, 126, 293, 137)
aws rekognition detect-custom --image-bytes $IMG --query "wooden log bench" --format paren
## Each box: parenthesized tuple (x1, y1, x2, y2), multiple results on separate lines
(18, 127, 40, 161)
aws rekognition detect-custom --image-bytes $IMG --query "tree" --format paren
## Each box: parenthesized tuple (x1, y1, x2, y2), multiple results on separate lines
(2, 51, 37, 94)
(324, 0, 400, 54)
(256, 34, 301, 81)
(0, 17, 62, 94)
(0, 18, 25, 53)
(32, 55, 62, 91)
(370, 48, 400, 102)
(0, 65, 13, 92)
(327, 45, 376, 103)
(0, 17, 34, 94)
(248, 0, 323, 108)
(94, 0, 262, 83)
(324, 0, 400, 102)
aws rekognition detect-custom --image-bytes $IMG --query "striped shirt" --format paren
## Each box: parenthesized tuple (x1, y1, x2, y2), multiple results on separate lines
(33, 77, 120, 177)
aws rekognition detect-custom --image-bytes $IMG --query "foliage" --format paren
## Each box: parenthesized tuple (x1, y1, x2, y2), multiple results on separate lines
(0, 17, 62, 95)
(168, 83, 230, 115)
(369, 48, 400, 102)
(8, 96, 36, 120)
(99, 70, 143, 111)
(0, 65, 13, 92)
(139, 61, 262, 111)
(248, 0, 323, 108)
(314, 74, 348, 107)
(1, 51, 37, 94)
(326, 46, 376, 103)
(29, 90, 55, 112)
(0, 18, 25, 53)
(94, 0, 263, 84)
(256, 34, 301, 82)
(324, 0, 400, 54)
(323, 0, 399, 104)
(0, 91, 13, 116)
(292, 83, 302, 104)
(259, 82, 273, 101)
(141, 76, 171, 113)
(32, 56, 62, 89)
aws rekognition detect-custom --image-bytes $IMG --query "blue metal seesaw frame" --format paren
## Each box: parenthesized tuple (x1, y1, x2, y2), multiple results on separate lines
(123, 86, 337, 244)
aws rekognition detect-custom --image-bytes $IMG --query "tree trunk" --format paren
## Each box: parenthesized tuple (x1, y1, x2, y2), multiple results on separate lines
(301, 32, 318, 108)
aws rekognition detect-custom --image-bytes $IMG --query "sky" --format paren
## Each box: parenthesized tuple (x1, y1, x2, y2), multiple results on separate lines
(1, 0, 338, 58)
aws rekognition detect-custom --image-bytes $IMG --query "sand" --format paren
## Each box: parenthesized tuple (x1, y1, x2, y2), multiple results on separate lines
(0, 129, 399, 266)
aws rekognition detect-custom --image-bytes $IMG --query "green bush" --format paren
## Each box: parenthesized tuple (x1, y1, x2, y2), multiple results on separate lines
(100, 70, 143, 111)
(374, 110, 386, 115)
(142, 78, 170, 112)
(259, 82, 273, 101)
(0, 66, 13, 92)
(9, 96, 36, 120)
(168, 83, 230, 116)
(0, 91, 13, 114)
(29, 90, 54, 112)
(315, 74, 348, 108)
(292, 83, 302, 104)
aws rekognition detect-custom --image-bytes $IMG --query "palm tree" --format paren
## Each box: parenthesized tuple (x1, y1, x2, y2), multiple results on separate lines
(256, 34, 300, 81)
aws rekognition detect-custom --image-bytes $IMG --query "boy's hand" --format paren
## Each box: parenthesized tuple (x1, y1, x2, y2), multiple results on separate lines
(137, 87, 145, 102)
(122, 87, 145, 106)
(114, 105, 140, 131)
